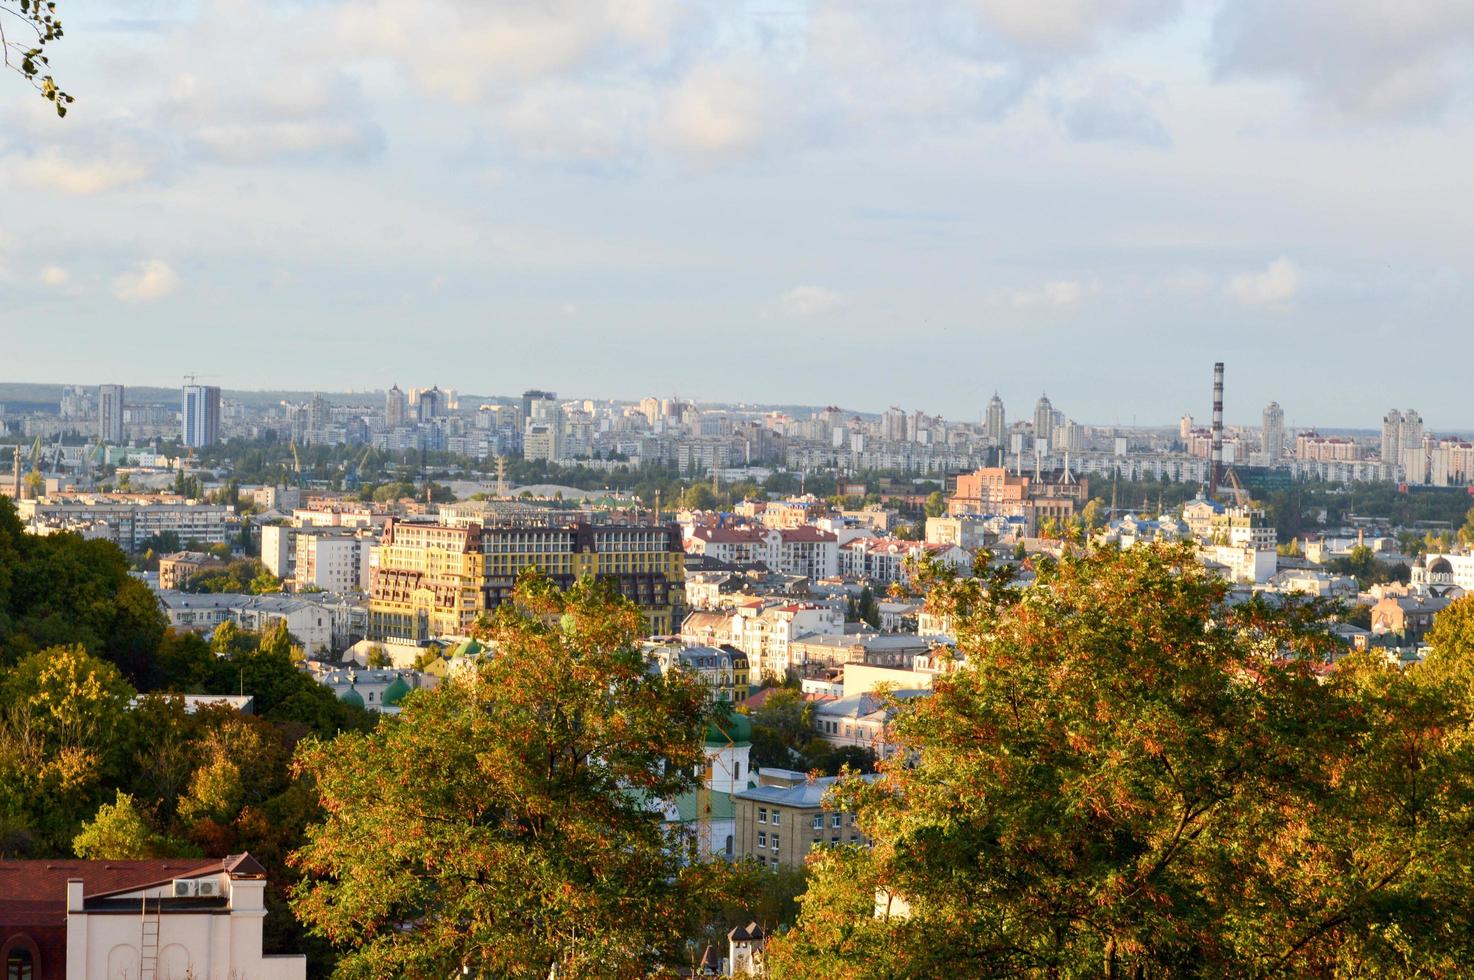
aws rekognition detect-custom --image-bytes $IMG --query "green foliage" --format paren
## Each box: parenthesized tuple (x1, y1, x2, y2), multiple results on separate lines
(773, 543, 1474, 977)
(1326, 544, 1409, 588)
(844, 586, 881, 629)
(291, 575, 712, 978)
(681, 483, 718, 511)
(73, 790, 189, 859)
(184, 558, 277, 594)
(923, 491, 945, 519)
(0, 497, 168, 686)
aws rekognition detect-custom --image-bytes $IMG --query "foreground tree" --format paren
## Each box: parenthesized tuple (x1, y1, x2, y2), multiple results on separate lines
(770, 544, 1474, 978)
(291, 574, 710, 978)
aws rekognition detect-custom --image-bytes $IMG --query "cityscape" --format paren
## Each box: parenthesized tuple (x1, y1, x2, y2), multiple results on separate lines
(6, 1, 1474, 978)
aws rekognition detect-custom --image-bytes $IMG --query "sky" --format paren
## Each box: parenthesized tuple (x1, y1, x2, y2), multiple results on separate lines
(2, 0, 1474, 429)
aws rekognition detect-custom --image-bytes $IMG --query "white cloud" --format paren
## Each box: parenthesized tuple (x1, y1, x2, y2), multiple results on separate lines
(190, 121, 385, 164)
(113, 260, 179, 303)
(336, 0, 685, 104)
(39, 265, 70, 287)
(1051, 71, 1170, 146)
(10, 149, 152, 195)
(779, 285, 844, 316)
(1226, 257, 1300, 308)
(969, 0, 1179, 52)
(661, 60, 776, 161)
(1011, 279, 1088, 309)
(1210, 0, 1474, 119)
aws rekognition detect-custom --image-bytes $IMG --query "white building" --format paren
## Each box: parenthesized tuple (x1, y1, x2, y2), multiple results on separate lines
(156, 592, 335, 655)
(0, 852, 304, 980)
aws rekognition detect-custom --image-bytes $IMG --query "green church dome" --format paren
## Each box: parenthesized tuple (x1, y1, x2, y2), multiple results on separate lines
(340, 685, 365, 708)
(707, 710, 752, 746)
(382, 675, 412, 707)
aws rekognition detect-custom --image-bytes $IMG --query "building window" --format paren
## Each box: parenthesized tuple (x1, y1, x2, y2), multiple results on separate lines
(771, 834, 780, 852)
(771, 811, 780, 826)
(831, 813, 843, 829)
(757, 807, 767, 824)
(757, 832, 767, 848)
(812, 814, 823, 831)
(5, 946, 35, 980)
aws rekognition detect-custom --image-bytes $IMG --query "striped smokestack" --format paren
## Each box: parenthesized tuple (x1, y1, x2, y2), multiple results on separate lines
(1210, 361, 1224, 499)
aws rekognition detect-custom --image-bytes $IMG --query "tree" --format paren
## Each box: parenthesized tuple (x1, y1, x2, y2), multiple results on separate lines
(291, 575, 712, 978)
(923, 491, 945, 519)
(748, 688, 810, 770)
(73, 790, 183, 859)
(771, 544, 1474, 977)
(681, 483, 718, 511)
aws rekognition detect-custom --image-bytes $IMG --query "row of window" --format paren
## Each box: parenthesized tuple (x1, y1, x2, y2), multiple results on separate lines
(757, 808, 855, 831)
(756, 831, 780, 851)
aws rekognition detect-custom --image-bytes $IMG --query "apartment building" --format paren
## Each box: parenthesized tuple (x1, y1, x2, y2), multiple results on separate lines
(368, 518, 685, 642)
(685, 526, 840, 579)
(645, 642, 752, 702)
(946, 466, 1089, 534)
(734, 771, 880, 870)
(16, 496, 230, 551)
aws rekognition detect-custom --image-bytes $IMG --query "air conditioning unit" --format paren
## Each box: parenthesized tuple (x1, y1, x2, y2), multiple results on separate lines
(196, 879, 221, 898)
(171, 879, 199, 898)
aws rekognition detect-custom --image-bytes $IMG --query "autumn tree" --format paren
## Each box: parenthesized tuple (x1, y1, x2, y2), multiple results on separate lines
(73, 790, 188, 859)
(291, 574, 711, 978)
(770, 543, 1474, 978)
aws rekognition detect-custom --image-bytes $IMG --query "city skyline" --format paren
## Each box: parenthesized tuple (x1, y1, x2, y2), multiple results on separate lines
(5, 3, 1474, 424)
(0, 376, 1459, 435)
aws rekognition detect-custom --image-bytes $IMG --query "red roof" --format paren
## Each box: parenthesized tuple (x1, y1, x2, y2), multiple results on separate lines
(0, 853, 263, 921)
(691, 527, 766, 544)
(778, 527, 837, 543)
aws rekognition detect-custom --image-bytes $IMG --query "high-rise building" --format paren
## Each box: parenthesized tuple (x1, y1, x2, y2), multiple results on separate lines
(522, 390, 557, 424)
(1381, 409, 1403, 463)
(880, 406, 907, 443)
(98, 384, 125, 445)
(1262, 401, 1284, 462)
(60, 384, 91, 421)
(308, 393, 329, 435)
(416, 386, 445, 422)
(1399, 409, 1424, 459)
(385, 384, 407, 429)
(1033, 394, 1054, 441)
(984, 393, 1006, 446)
(1179, 414, 1194, 441)
(181, 385, 221, 447)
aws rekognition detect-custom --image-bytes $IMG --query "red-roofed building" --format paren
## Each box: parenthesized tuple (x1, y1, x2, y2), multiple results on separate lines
(0, 852, 304, 980)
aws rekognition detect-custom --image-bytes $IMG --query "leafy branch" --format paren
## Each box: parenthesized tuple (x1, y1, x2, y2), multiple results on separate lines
(0, 0, 72, 115)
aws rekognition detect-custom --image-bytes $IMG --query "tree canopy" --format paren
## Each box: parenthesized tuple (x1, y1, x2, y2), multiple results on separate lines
(291, 574, 712, 978)
(771, 543, 1474, 978)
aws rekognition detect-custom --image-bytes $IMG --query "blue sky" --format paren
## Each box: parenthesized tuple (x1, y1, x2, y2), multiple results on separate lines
(2, 0, 1473, 429)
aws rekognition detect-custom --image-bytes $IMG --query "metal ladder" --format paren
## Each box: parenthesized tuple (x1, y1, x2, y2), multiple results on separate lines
(140, 894, 160, 980)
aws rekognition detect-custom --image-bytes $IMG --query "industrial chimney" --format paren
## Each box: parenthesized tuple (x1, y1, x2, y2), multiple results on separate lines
(1209, 361, 1224, 499)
